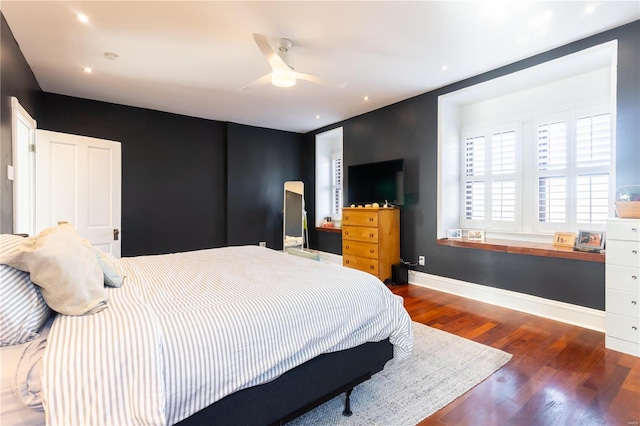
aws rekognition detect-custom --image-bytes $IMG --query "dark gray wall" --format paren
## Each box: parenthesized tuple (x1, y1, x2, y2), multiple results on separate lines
(0, 14, 43, 233)
(226, 123, 303, 250)
(41, 93, 227, 256)
(306, 21, 640, 311)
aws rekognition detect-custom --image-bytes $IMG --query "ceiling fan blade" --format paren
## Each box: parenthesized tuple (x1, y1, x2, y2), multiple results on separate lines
(238, 73, 272, 90)
(252, 33, 290, 72)
(295, 72, 348, 88)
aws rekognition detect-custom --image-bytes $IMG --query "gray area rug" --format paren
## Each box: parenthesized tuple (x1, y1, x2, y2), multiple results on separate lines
(289, 322, 512, 425)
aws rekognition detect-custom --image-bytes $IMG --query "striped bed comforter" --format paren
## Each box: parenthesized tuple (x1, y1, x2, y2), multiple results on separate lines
(42, 246, 413, 425)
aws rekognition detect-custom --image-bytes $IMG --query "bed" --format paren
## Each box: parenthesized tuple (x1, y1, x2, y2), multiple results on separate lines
(0, 228, 413, 425)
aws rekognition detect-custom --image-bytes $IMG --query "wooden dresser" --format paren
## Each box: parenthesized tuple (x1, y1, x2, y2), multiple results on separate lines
(341, 207, 400, 281)
(605, 218, 640, 357)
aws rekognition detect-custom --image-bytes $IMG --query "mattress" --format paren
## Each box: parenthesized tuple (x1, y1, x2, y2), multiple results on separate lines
(39, 246, 412, 425)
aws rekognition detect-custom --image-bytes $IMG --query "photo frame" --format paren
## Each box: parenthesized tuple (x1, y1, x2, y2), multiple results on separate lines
(467, 230, 485, 242)
(553, 232, 576, 248)
(447, 229, 462, 239)
(576, 230, 606, 251)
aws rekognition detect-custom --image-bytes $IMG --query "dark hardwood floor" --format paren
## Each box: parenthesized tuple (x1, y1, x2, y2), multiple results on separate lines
(388, 284, 639, 426)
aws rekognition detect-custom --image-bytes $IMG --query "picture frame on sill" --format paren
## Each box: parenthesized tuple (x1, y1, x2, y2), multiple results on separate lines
(553, 232, 576, 248)
(575, 230, 606, 253)
(467, 230, 485, 242)
(447, 229, 462, 239)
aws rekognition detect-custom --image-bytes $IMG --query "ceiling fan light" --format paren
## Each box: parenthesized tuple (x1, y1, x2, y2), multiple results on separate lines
(271, 70, 296, 87)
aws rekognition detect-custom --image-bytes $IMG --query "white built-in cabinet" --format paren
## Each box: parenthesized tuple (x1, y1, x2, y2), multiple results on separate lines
(605, 218, 640, 357)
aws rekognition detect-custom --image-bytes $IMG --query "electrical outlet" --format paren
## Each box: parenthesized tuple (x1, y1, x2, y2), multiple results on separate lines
(418, 255, 425, 266)
(259, 241, 266, 247)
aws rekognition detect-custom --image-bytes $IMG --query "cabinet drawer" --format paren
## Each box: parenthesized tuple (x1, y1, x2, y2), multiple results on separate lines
(606, 289, 640, 318)
(606, 241, 640, 267)
(343, 255, 379, 276)
(343, 240, 379, 259)
(342, 210, 379, 227)
(606, 313, 640, 344)
(607, 219, 640, 242)
(342, 226, 378, 243)
(606, 264, 640, 292)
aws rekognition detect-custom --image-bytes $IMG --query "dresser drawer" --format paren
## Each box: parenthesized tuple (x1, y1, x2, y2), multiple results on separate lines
(607, 219, 640, 242)
(342, 210, 379, 227)
(606, 264, 640, 292)
(606, 289, 639, 318)
(342, 226, 378, 243)
(606, 241, 640, 267)
(343, 255, 379, 276)
(606, 313, 640, 344)
(342, 240, 379, 259)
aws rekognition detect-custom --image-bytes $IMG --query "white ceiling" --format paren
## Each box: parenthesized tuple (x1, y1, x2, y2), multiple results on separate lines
(2, 1, 638, 133)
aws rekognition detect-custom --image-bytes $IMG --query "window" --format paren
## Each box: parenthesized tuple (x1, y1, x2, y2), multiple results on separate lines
(438, 40, 617, 242)
(315, 127, 343, 226)
(331, 153, 342, 217)
(461, 125, 518, 230)
(533, 106, 611, 232)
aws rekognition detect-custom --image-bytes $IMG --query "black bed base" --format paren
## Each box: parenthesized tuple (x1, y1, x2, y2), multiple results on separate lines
(177, 338, 393, 426)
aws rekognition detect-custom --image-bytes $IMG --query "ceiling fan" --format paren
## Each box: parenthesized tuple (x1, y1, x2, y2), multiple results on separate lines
(240, 33, 348, 90)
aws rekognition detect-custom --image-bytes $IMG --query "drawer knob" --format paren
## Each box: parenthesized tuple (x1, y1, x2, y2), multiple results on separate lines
(370, 249, 374, 253)
(632, 301, 638, 305)
(633, 250, 638, 255)
(369, 217, 374, 221)
(345, 245, 349, 249)
(369, 265, 374, 269)
(345, 216, 349, 220)
(632, 227, 637, 232)
(345, 260, 350, 264)
(345, 231, 349, 235)
(369, 233, 374, 238)
(633, 275, 638, 280)
(633, 326, 638, 331)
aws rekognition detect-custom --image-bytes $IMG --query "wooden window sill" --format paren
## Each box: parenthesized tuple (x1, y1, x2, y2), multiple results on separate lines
(315, 226, 342, 234)
(436, 237, 605, 263)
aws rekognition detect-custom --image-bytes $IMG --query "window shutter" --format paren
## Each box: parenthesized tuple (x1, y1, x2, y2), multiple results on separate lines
(537, 121, 566, 170)
(465, 181, 485, 220)
(492, 131, 516, 174)
(465, 136, 485, 177)
(538, 177, 566, 223)
(492, 180, 515, 221)
(576, 113, 611, 168)
(577, 174, 609, 224)
(331, 156, 342, 216)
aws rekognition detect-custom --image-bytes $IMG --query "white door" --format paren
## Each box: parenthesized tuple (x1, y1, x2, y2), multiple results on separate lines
(35, 130, 122, 257)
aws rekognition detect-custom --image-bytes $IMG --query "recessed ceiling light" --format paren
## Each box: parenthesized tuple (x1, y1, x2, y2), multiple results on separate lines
(584, 4, 598, 14)
(440, 65, 448, 71)
(104, 52, 119, 61)
(83, 67, 93, 73)
(363, 96, 369, 101)
(76, 13, 89, 24)
(315, 115, 320, 119)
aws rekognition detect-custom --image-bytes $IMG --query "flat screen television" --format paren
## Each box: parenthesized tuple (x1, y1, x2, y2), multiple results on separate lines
(347, 159, 405, 206)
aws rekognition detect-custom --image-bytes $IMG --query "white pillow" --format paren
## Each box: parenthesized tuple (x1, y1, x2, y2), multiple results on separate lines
(94, 248, 125, 288)
(0, 225, 107, 316)
(0, 235, 53, 346)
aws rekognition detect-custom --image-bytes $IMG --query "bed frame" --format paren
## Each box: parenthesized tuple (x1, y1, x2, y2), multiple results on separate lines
(178, 338, 394, 425)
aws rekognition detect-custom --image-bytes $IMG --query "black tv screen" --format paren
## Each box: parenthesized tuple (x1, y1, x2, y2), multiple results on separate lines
(347, 159, 405, 206)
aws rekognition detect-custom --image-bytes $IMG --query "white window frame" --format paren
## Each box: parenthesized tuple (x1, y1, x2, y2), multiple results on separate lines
(438, 41, 617, 242)
(11, 97, 37, 236)
(330, 152, 342, 218)
(315, 127, 343, 226)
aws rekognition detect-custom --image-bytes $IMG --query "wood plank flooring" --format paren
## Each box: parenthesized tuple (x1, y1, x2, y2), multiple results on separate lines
(387, 284, 640, 426)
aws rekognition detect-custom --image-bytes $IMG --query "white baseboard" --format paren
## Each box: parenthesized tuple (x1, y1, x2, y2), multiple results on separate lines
(308, 249, 343, 265)
(310, 250, 605, 332)
(409, 271, 605, 332)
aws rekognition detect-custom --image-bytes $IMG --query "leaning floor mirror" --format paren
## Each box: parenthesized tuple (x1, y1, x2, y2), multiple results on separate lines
(283, 181, 304, 252)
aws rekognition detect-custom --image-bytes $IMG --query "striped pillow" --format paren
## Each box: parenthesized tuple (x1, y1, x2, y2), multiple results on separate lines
(0, 234, 53, 346)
